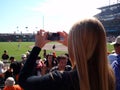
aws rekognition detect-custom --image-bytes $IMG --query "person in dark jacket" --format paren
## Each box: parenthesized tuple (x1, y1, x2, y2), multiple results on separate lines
(18, 18, 115, 90)
(1, 50, 9, 63)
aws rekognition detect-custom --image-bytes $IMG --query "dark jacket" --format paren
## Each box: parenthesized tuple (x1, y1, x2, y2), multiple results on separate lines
(18, 47, 79, 90)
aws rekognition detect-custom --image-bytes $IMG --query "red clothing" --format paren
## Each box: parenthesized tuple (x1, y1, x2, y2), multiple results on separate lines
(3, 85, 23, 90)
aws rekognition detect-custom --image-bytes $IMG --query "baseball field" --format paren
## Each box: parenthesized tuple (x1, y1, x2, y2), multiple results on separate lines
(0, 42, 68, 60)
(0, 42, 114, 61)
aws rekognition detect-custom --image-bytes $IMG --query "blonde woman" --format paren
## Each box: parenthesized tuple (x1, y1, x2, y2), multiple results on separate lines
(65, 18, 115, 90)
(18, 18, 115, 90)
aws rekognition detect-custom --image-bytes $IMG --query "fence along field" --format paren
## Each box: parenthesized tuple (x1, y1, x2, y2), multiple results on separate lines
(0, 42, 68, 61)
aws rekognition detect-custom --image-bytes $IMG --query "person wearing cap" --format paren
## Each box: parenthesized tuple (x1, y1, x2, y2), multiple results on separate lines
(108, 35, 120, 90)
(108, 36, 120, 64)
(20, 54, 27, 67)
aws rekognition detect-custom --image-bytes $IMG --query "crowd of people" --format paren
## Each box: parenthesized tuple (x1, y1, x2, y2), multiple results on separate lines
(0, 17, 120, 90)
(0, 44, 72, 90)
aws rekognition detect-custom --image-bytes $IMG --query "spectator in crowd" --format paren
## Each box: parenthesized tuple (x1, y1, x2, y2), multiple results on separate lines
(1, 50, 9, 63)
(3, 77, 23, 90)
(108, 36, 120, 64)
(52, 51, 57, 58)
(35, 56, 41, 65)
(64, 53, 72, 66)
(9, 56, 22, 83)
(35, 59, 47, 76)
(18, 18, 115, 90)
(4, 56, 15, 81)
(0, 61, 5, 76)
(4, 68, 14, 82)
(33, 56, 44, 76)
(26, 51, 30, 58)
(109, 35, 120, 90)
(44, 53, 57, 73)
(9, 56, 16, 63)
(20, 54, 27, 68)
(50, 55, 72, 72)
(0, 61, 5, 89)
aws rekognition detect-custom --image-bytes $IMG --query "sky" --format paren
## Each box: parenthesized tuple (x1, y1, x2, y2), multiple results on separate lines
(0, 0, 116, 33)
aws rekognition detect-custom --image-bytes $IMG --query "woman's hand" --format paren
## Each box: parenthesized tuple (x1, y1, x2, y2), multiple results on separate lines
(58, 31, 68, 47)
(35, 29, 50, 48)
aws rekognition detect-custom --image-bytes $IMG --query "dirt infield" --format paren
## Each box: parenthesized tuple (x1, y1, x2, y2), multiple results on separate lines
(30, 43, 68, 51)
(42, 43, 68, 51)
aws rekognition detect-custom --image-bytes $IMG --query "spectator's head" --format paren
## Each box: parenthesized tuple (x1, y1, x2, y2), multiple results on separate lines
(43, 49, 46, 53)
(4, 50, 7, 54)
(21, 54, 27, 60)
(36, 56, 41, 64)
(46, 53, 54, 63)
(45, 53, 57, 67)
(57, 55, 68, 69)
(26, 51, 30, 57)
(57, 55, 67, 62)
(68, 18, 109, 90)
(52, 52, 56, 58)
(9, 56, 15, 62)
(36, 59, 46, 69)
(5, 77, 15, 86)
(111, 36, 120, 54)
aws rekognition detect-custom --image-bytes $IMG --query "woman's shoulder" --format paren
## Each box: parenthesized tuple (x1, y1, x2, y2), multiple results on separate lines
(49, 69, 79, 90)
(51, 69, 79, 84)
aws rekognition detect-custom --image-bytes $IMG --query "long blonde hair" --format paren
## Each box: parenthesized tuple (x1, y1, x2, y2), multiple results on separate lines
(68, 18, 115, 90)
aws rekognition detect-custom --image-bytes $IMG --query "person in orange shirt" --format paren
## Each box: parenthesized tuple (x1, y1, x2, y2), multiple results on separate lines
(3, 77, 23, 90)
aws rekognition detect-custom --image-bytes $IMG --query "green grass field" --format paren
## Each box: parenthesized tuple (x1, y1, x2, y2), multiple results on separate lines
(0, 42, 114, 61)
(0, 42, 67, 61)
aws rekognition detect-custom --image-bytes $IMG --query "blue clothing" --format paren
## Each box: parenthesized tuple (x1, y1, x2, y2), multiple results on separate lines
(108, 53, 117, 65)
(112, 55, 120, 90)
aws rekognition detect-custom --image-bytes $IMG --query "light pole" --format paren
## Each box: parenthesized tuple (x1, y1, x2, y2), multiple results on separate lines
(17, 26, 19, 33)
(43, 16, 44, 29)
